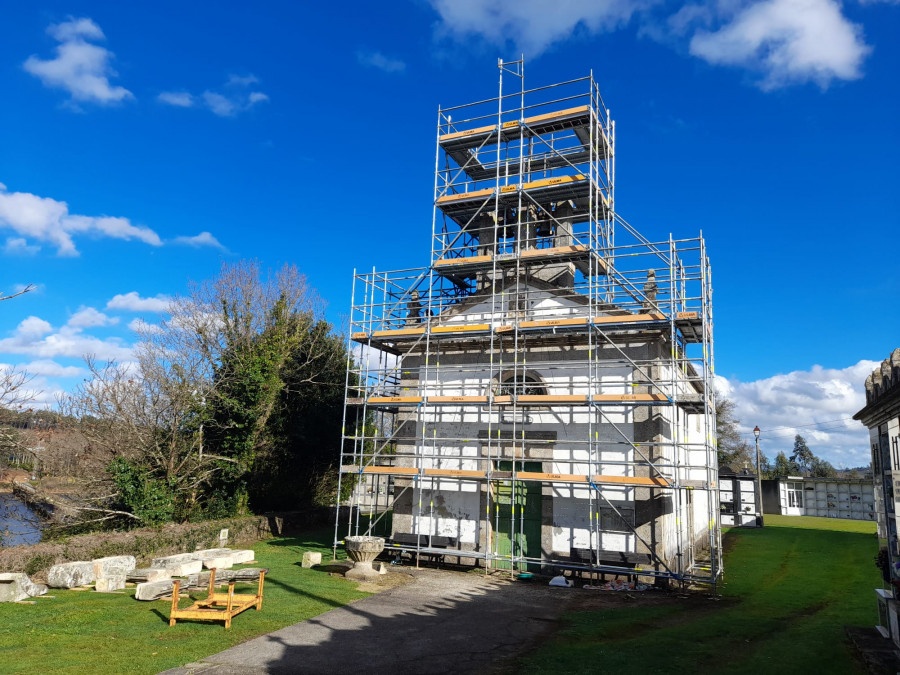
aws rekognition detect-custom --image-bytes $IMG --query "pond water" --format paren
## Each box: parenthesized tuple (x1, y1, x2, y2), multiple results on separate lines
(0, 493, 42, 547)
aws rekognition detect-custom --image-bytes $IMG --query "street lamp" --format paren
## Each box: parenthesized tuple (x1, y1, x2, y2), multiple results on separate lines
(753, 426, 764, 526)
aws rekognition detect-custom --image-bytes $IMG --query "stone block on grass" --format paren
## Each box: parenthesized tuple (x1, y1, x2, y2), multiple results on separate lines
(127, 568, 171, 583)
(93, 556, 136, 578)
(151, 554, 202, 576)
(147, 568, 172, 582)
(171, 560, 202, 576)
(302, 551, 322, 568)
(193, 548, 232, 560)
(0, 573, 48, 602)
(134, 579, 175, 601)
(95, 576, 126, 593)
(47, 561, 96, 589)
(150, 553, 195, 569)
(202, 556, 234, 570)
(231, 550, 255, 564)
(186, 568, 265, 587)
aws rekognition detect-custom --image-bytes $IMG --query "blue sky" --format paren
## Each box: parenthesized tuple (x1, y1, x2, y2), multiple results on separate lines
(0, 1, 897, 467)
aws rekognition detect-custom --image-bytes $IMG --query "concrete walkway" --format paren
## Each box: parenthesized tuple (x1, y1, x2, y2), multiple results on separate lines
(163, 569, 575, 674)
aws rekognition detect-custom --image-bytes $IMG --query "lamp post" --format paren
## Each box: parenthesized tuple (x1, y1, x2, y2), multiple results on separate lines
(754, 426, 764, 526)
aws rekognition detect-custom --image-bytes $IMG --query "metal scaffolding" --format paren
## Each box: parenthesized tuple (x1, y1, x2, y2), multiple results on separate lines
(334, 60, 721, 586)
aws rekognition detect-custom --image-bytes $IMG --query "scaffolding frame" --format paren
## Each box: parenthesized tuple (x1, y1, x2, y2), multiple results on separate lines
(334, 60, 720, 586)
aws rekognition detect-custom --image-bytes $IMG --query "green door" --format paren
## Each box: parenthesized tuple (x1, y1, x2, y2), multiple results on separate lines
(492, 461, 542, 571)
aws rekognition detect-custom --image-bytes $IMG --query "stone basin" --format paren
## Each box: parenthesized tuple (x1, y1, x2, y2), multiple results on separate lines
(344, 536, 385, 581)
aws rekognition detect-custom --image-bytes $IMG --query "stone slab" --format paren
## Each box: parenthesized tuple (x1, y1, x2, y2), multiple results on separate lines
(171, 560, 203, 576)
(126, 568, 153, 582)
(186, 568, 265, 587)
(151, 553, 197, 569)
(302, 551, 322, 568)
(134, 579, 176, 601)
(47, 561, 96, 589)
(230, 550, 255, 565)
(93, 555, 136, 578)
(0, 573, 49, 602)
(147, 568, 173, 582)
(193, 548, 233, 560)
(127, 568, 171, 583)
(203, 556, 234, 570)
(95, 576, 126, 593)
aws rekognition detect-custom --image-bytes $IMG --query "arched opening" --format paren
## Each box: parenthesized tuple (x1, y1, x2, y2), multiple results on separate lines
(494, 372, 547, 397)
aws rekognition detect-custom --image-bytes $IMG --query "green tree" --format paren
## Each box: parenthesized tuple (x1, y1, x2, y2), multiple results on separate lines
(248, 320, 349, 511)
(790, 435, 816, 474)
(770, 451, 799, 477)
(810, 458, 837, 478)
(63, 261, 347, 526)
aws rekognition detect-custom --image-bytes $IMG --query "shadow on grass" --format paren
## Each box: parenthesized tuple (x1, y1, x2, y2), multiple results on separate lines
(195, 572, 574, 674)
(265, 530, 334, 549)
(293, 562, 350, 575)
(145, 574, 353, 630)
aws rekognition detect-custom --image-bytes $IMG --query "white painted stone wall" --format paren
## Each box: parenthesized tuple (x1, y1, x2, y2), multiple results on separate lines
(396, 283, 711, 567)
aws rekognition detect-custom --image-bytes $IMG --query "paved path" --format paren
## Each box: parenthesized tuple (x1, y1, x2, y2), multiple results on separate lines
(163, 569, 574, 674)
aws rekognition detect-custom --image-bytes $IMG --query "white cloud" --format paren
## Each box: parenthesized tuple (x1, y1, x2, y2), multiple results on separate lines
(16, 317, 53, 339)
(0, 315, 133, 362)
(357, 51, 407, 73)
(158, 91, 194, 107)
(173, 231, 227, 250)
(67, 306, 118, 329)
(203, 91, 237, 117)
(0, 183, 162, 256)
(47, 17, 105, 42)
(428, 0, 875, 90)
(351, 344, 399, 374)
(227, 74, 259, 86)
(428, 0, 645, 55)
(106, 291, 171, 313)
(203, 85, 269, 117)
(689, 0, 871, 89)
(0, 359, 86, 378)
(23, 17, 133, 105)
(718, 359, 878, 468)
(127, 317, 163, 334)
(4, 237, 40, 255)
(164, 75, 269, 117)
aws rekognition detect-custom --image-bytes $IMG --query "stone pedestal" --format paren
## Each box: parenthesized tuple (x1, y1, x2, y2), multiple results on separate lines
(344, 536, 385, 582)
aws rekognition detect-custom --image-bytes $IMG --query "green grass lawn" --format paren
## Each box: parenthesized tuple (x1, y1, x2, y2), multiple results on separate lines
(516, 515, 881, 674)
(0, 528, 368, 674)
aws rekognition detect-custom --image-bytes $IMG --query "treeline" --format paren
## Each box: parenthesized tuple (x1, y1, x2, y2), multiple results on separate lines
(764, 435, 838, 479)
(2, 261, 353, 529)
(716, 398, 839, 478)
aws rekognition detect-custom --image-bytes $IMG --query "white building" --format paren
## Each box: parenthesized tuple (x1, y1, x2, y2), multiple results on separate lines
(337, 63, 720, 585)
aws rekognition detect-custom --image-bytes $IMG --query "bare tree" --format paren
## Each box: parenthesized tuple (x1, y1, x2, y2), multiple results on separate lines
(58, 261, 339, 523)
(0, 284, 35, 302)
